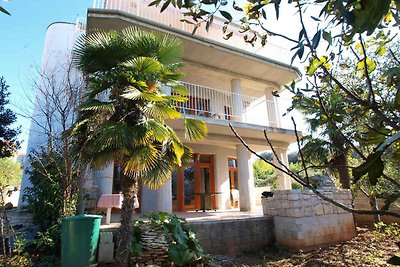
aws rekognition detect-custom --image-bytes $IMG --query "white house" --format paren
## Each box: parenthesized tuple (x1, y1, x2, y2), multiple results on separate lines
(20, 0, 301, 213)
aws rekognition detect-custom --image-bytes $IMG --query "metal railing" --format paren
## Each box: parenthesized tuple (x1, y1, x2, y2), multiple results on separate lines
(92, 0, 291, 63)
(178, 82, 280, 127)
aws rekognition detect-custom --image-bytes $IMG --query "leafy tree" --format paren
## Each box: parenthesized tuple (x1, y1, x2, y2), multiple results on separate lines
(23, 148, 74, 230)
(0, 157, 21, 190)
(71, 27, 207, 266)
(253, 159, 277, 188)
(22, 149, 67, 256)
(0, 77, 19, 158)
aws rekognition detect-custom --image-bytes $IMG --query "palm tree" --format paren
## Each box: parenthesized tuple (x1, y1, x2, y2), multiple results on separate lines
(294, 90, 351, 189)
(71, 27, 207, 266)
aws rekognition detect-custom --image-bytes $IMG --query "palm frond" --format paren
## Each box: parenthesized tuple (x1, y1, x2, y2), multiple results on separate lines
(163, 95, 188, 103)
(143, 104, 182, 120)
(121, 87, 165, 102)
(168, 131, 185, 166)
(123, 57, 162, 74)
(140, 156, 174, 189)
(92, 122, 133, 150)
(124, 144, 159, 175)
(145, 119, 170, 142)
(73, 29, 131, 73)
(78, 99, 115, 113)
(184, 118, 208, 141)
(164, 82, 188, 96)
(156, 33, 184, 64)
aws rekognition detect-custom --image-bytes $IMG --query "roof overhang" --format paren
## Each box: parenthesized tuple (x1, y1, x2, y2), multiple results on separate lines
(86, 9, 301, 90)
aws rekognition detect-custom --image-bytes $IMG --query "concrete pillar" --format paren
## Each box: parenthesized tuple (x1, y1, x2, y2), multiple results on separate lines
(236, 144, 256, 211)
(273, 148, 292, 190)
(140, 180, 172, 214)
(214, 152, 231, 210)
(231, 79, 243, 122)
(94, 163, 114, 196)
(265, 87, 280, 127)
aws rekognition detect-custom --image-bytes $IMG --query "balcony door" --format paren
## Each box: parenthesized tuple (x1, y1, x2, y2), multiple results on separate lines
(172, 154, 215, 211)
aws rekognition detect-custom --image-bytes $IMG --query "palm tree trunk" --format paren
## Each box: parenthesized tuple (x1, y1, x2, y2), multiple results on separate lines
(335, 154, 351, 189)
(115, 176, 137, 267)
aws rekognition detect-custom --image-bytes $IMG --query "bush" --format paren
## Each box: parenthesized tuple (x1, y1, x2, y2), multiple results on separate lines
(23, 149, 65, 230)
(131, 212, 207, 266)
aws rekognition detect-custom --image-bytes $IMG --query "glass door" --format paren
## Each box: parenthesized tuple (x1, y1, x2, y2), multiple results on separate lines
(183, 166, 196, 209)
(171, 154, 215, 211)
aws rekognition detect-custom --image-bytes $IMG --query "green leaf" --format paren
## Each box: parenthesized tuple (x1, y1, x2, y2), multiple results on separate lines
(322, 31, 332, 45)
(146, 119, 170, 142)
(0, 6, 10, 15)
(352, 151, 384, 185)
(148, 0, 161, 6)
(183, 118, 207, 141)
(143, 104, 182, 119)
(161, 0, 171, 12)
(306, 57, 325, 76)
(219, 10, 232, 22)
(311, 30, 321, 49)
(350, 0, 391, 36)
(121, 90, 166, 102)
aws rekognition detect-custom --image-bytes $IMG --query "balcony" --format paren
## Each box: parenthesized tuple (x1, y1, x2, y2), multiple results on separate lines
(177, 82, 281, 128)
(91, 0, 291, 63)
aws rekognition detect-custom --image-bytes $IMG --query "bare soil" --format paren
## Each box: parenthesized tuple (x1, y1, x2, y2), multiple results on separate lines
(211, 228, 400, 267)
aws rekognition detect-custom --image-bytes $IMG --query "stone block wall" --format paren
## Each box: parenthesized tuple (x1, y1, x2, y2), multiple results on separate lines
(188, 217, 274, 256)
(353, 193, 400, 226)
(262, 189, 356, 251)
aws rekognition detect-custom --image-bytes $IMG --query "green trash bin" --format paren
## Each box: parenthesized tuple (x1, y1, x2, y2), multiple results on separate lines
(61, 215, 102, 267)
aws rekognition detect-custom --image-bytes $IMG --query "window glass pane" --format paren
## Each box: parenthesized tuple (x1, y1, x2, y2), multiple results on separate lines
(171, 170, 178, 205)
(228, 158, 237, 167)
(200, 167, 211, 193)
(113, 164, 122, 192)
(200, 155, 211, 163)
(183, 166, 195, 206)
(233, 171, 239, 190)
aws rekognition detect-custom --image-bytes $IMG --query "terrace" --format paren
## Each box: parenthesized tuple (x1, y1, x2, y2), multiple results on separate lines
(179, 81, 281, 127)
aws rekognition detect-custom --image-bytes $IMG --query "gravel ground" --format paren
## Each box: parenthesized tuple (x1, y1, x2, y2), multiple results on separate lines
(210, 228, 400, 267)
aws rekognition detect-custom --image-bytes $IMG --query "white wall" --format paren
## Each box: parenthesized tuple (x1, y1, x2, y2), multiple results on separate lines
(19, 22, 84, 206)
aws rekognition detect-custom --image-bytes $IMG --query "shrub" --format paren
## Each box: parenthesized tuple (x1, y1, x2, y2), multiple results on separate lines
(131, 212, 207, 266)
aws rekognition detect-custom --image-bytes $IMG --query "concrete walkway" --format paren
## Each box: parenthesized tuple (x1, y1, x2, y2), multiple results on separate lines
(100, 207, 264, 230)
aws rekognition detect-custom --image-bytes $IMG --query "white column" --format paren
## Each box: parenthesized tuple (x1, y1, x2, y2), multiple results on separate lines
(265, 87, 280, 127)
(140, 180, 172, 214)
(273, 148, 292, 190)
(214, 152, 231, 210)
(236, 145, 256, 211)
(231, 79, 243, 122)
(94, 163, 114, 196)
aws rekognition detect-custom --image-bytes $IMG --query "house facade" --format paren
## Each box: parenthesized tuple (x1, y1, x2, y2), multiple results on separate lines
(19, 0, 301, 213)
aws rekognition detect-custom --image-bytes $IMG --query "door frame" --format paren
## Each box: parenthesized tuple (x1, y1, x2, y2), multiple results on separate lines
(173, 154, 215, 211)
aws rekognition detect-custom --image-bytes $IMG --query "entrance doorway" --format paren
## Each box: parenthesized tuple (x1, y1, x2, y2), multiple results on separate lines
(228, 158, 239, 208)
(172, 154, 215, 211)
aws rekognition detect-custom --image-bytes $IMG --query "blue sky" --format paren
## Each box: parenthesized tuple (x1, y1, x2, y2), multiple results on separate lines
(0, 0, 92, 151)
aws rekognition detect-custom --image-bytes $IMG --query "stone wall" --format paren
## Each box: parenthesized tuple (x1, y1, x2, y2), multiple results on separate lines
(188, 217, 274, 256)
(262, 189, 356, 251)
(353, 193, 400, 226)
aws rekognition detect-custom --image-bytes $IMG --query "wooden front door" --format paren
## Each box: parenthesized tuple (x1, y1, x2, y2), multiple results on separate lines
(172, 154, 215, 211)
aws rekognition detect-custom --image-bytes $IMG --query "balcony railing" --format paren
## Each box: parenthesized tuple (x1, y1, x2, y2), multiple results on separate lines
(92, 0, 291, 63)
(177, 82, 281, 128)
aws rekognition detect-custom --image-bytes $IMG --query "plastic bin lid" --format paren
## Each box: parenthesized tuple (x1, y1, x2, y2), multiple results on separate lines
(62, 214, 102, 221)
